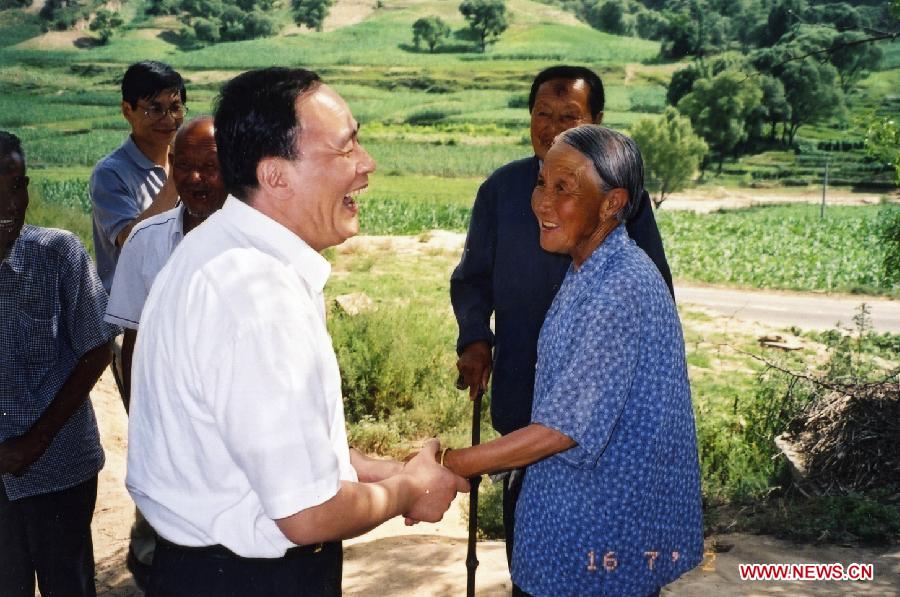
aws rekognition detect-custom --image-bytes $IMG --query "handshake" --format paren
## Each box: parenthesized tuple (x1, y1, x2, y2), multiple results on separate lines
(397, 439, 469, 525)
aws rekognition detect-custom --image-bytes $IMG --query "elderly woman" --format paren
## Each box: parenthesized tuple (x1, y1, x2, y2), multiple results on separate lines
(442, 125, 703, 596)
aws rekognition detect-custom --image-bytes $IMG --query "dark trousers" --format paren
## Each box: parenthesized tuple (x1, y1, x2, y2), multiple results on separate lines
(148, 538, 342, 597)
(0, 476, 98, 597)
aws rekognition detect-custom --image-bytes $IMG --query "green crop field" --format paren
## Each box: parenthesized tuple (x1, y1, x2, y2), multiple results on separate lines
(658, 204, 900, 296)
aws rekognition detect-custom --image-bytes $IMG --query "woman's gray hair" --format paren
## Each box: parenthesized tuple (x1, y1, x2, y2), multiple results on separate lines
(557, 125, 644, 223)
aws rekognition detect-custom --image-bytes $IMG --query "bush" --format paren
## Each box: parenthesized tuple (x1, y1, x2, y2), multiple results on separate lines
(244, 10, 278, 39)
(405, 108, 456, 125)
(329, 305, 456, 423)
(193, 17, 220, 43)
(506, 94, 528, 109)
(475, 480, 504, 539)
(877, 206, 900, 287)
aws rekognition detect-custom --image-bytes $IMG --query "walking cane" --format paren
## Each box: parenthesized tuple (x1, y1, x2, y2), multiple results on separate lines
(457, 374, 484, 597)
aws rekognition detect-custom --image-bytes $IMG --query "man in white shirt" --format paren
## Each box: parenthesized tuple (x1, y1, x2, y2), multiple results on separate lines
(104, 116, 227, 588)
(127, 67, 468, 596)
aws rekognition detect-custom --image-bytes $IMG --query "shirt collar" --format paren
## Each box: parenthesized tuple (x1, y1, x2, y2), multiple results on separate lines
(572, 224, 629, 278)
(173, 203, 186, 240)
(219, 196, 331, 293)
(1, 226, 30, 275)
(123, 135, 163, 171)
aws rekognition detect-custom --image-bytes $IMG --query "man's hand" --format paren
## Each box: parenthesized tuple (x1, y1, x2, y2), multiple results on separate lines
(155, 169, 179, 208)
(456, 340, 492, 400)
(349, 448, 404, 483)
(402, 439, 469, 523)
(0, 433, 47, 477)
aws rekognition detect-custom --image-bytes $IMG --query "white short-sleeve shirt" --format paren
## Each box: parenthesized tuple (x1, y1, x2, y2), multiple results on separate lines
(104, 205, 185, 330)
(126, 197, 357, 558)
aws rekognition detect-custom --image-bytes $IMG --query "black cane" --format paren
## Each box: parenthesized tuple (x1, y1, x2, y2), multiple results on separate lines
(457, 374, 483, 597)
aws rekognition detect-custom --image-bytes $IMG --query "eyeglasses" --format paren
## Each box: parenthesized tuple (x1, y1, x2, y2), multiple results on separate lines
(142, 103, 188, 122)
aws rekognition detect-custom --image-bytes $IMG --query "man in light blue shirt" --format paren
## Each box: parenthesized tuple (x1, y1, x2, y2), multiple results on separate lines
(90, 60, 187, 292)
(89, 60, 188, 589)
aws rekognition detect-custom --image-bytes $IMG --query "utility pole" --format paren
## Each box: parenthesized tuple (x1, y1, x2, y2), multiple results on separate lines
(820, 159, 829, 220)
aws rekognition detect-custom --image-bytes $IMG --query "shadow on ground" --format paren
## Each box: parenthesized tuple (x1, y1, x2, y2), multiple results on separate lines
(344, 535, 510, 596)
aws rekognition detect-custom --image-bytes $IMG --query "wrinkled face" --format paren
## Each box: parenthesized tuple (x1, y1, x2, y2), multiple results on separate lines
(531, 142, 608, 266)
(530, 78, 596, 161)
(170, 121, 227, 220)
(122, 88, 185, 149)
(0, 151, 28, 260)
(284, 84, 376, 251)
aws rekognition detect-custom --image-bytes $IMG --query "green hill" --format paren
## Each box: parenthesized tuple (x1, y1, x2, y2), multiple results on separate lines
(0, 0, 896, 219)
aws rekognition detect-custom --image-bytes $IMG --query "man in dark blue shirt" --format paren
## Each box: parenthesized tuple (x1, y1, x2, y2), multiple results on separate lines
(1, 131, 119, 597)
(450, 65, 673, 572)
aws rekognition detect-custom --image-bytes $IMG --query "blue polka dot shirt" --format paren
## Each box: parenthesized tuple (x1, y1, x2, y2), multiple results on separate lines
(512, 225, 703, 596)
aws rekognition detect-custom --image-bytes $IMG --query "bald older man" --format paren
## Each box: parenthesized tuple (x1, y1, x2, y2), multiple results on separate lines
(104, 116, 227, 585)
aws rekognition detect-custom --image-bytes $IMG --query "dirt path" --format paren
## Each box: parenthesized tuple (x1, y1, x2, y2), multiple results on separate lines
(659, 187, 896, 213)
(675, 285, 900, 334)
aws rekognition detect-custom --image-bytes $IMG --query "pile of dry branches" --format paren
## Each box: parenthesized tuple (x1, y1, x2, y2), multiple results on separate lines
(786, 377, 900, 495)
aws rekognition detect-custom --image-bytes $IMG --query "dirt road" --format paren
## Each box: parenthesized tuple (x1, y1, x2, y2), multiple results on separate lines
(675, 285, 900, 334)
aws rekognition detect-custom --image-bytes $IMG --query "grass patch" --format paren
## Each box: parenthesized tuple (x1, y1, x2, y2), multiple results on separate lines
(726, 494, 900, 544)
(25, 182, 94, 257)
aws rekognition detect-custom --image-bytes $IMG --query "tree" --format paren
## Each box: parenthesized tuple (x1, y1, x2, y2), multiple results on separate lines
(754, 74, 791, 141)
(587, 1, 628, 35)
(635, 8, 667, 40)
(677, 70, 762, 173)
(180, 0, 224, 18)
(666, 56, 739, 107)
(292, 0, 333, 32)
(459, 0, 509, 53)
(779, 58, 843, 145)
(659, 9, 696, 58)
(865, 116, 900, 185)
(89, 8, 124, 44)
(764, 0, 806, 46)
(830, 30, 882, 93)
(236, 0, 275, 11)
(631, 107, 708, 208)
(193, 17, 220, 42)
(666, 64, 700, 106)
(244, 10, 278, 38)
(728, 0, 768, 50)
(807, 2, 865, 32)
(219, 4, 245, 40)
(411, 16, 450, 52)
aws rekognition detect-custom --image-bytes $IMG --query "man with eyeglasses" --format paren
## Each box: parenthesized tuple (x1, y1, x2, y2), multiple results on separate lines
(90, 60, 188, 293)
(1, 131, 119, 597)
(88, 59, 187, 589)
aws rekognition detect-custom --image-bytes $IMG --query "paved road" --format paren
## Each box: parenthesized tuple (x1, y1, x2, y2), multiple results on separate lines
(675, 285, 900, 334)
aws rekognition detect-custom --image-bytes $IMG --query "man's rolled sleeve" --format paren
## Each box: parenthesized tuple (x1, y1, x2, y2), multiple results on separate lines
(450, 181, 497, 353)
(59, 234, 121, 356)
(532, 291, 641, 468)
(208, 316, 341, 520)
(90, 167, 141, 247)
